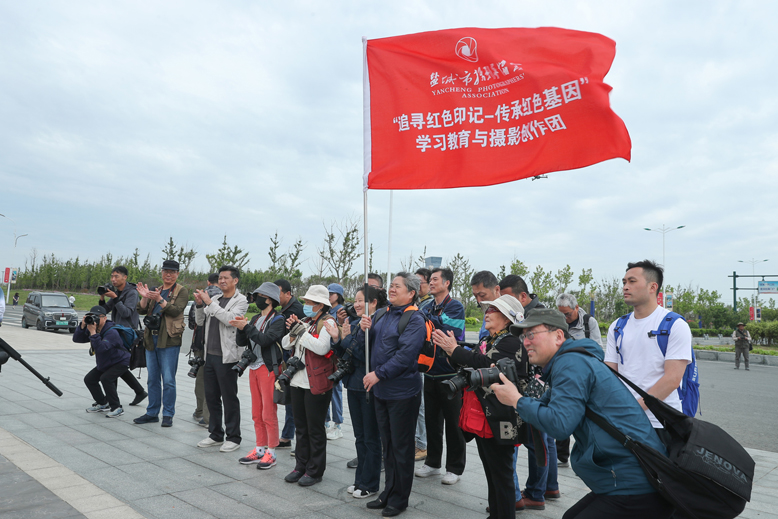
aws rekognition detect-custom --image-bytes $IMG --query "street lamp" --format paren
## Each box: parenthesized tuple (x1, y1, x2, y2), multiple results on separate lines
(644, 225, 686, 300)
(0, 213, 28, 303)
(738, 258, 768, 308)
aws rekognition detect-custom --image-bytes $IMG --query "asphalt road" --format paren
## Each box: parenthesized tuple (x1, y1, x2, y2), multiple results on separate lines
(2, 306, 776, 452)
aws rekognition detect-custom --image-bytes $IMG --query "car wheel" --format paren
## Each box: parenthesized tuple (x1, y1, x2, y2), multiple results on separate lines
(36, 319, 44, 331)
(21, 317, 28, 329)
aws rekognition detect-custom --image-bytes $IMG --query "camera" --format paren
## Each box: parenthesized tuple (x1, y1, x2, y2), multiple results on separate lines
(442, 358, 520, 399)
(232, 348, 257, 377)
(97, 283, 117, 296)
(84, 314, 101, 326)
(343, 302, 359, 320)
(143, 314, 162, 331)
(328, 354, 355, 384)
(187, 355, 205, 378)
(277, 356, 305, 385)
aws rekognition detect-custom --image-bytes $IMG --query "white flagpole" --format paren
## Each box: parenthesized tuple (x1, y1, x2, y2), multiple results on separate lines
(387, 190, 393, 281)
(362, 36, 371, 392)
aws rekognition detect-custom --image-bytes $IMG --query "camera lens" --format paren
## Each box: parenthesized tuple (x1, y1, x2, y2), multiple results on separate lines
(469, 367, 502, 388)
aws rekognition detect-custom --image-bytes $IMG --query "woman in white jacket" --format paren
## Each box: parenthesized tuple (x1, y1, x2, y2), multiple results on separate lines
(281, 285, 337, 487)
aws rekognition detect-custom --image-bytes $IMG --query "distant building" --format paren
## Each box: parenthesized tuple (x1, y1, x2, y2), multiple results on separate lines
(424, 256, 442, 269)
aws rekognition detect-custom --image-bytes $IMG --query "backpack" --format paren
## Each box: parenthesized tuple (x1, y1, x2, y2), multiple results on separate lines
(581, 312, 591, 339)
(613, 311, 700, 417)
(108, 324, 142, 352)
(561, 347, 754, 519)
(373, 305, 436, 373)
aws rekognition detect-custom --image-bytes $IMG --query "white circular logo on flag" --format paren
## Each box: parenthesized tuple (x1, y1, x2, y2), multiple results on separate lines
(455, 37, 478, 63)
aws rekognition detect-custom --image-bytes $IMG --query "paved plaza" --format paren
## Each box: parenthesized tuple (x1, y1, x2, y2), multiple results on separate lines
(1, 309, 777, 519)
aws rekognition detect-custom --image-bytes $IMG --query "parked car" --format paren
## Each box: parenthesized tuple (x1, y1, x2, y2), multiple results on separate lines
(22, 291, 79, 333)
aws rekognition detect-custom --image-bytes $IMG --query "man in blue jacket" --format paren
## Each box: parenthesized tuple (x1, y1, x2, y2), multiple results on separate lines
(73, 306, 131, 418)
(492, 308, 674, 519)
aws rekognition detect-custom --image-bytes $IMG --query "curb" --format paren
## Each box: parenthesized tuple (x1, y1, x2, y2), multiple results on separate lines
(694, 348, 778, 366)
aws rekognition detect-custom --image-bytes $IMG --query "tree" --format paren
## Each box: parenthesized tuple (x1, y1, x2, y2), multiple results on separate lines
(161, 236, 197, 272)
(554, 264, 574, 295)
(447, 253, 474, 306)
(317, 219, 362, 280)
(206, 235, 250, 272)
(529, 265, 555, 306)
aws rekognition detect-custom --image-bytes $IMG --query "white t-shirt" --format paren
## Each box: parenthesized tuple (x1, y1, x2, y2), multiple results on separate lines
(605, 306, 693, 428)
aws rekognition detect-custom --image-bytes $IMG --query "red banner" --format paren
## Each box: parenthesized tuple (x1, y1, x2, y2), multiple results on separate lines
(364, 27, 631, 190)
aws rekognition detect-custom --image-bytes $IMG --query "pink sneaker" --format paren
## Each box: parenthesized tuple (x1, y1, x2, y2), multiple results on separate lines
(238, 449, 261, 465)
(257, 451, 277, 470)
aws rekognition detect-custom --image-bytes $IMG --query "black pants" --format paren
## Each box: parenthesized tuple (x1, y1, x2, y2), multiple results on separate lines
(374, 392, 422, 511)
(290, 385, 331, 479)
(476, 436, 516, 519)
(423, 377, 466, 474)
(563, 491, 674, 519)
(557, 437, 571, 463)
(348, 390, 382, 492)
(119, 369, 146, 396)
(84, 364, 129, 411)
(204, 354, 241, 444)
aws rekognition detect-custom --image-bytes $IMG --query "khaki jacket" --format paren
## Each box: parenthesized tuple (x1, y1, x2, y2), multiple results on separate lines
(137, 283, 189, 350)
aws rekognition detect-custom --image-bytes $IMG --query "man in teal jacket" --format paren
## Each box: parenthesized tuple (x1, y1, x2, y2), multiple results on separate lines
(492, 308, 674, 519)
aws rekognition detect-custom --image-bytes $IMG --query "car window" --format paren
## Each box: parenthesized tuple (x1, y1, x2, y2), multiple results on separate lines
(26, 295, 33, 304)
(41, 295, 71, 308)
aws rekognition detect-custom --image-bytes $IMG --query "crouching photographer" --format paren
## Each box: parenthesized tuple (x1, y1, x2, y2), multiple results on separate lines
(323, 285, 389, 499)
(230, 283, 286, 469)
(434, 294, 529, 519)
(73, 306, 130, 418)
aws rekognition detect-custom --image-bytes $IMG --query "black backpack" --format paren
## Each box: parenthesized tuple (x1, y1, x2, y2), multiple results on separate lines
(561, 347, 754, 519)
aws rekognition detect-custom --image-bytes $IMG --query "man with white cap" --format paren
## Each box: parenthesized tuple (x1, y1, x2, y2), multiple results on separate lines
(435, 294, 530, 517)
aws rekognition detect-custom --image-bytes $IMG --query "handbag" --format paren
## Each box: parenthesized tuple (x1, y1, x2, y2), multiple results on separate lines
(562, 347, 754, 519)
(129, 330, 147, 370)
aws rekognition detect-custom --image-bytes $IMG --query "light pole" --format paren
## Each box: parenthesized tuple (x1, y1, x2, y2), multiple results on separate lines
(738, 258, 768, 309)
(644, 225, 685, 303)
(0, 213, 28, 303)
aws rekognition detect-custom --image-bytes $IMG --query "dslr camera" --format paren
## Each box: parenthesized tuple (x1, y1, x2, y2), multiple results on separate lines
(97, 283, 117, 296)
(276, 356, 305, 385)
(328, 351, 356, 384)
(187, 355, 205, 378)
(232, 348, 257, 377)
(84, 314, 101, 326)
(143, 314, 162, 331)
(342, 302, 359, 320)
(443, 357, 520, 399)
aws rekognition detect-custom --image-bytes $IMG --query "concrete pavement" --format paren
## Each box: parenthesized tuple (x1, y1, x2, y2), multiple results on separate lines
(1, 309, 777, 519)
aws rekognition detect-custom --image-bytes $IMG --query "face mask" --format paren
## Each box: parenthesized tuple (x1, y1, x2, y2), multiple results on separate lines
(256, 299, 268, 311)
(303, 304, 317, 318)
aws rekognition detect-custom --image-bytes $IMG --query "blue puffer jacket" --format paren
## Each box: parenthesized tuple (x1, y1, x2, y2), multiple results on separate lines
(516, 338, 666, 496)
(73, 321, 130, 371)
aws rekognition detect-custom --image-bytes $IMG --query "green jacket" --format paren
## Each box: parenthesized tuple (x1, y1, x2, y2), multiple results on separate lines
(137, 283, 189, 350)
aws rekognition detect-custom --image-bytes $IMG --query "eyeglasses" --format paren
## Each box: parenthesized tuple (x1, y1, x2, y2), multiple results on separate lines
(518, 329, 552, 342)
(561, 311, 575, 319)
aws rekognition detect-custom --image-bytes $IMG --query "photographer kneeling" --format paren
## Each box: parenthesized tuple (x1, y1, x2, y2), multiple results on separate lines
(230, 282, 286, 469)
(434, 295, 529, 519)
(280, 285, 337, 487)
(74, 306, 131, 418)
(323, 285, 388, 499)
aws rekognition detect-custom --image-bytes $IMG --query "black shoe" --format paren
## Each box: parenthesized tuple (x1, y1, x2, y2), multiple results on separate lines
(133, 414, 159, 424)
(161, 416, 173, 427)
(382, 506, 403, 517)
(347, 457, 358, 469)
(129, 391, 148, 406)
(367, 499, 387, 510)
(298, 474, 322, 487)
(277, 439, 292, 449)
(284, 470, 303, 483)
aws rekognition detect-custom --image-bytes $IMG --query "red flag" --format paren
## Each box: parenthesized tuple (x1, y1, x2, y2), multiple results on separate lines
(363, 27, 631, 190)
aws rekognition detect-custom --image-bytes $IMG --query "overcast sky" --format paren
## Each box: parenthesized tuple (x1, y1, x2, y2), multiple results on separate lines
(1, 1, 776, 304)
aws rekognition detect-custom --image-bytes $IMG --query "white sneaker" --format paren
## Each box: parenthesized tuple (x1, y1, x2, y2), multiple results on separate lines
(347, 485, 355, 494)
(327, 424, 343, 440)
(197, 437, 223, 448)
(86, 403, 110, 413)
(441, 472, 460, 485)
(414, 464, 441, 478)
(220, 441, 240, 453)
(353, 489, 375, 499)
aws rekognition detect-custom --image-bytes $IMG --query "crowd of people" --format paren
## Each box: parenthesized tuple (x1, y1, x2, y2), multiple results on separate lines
(73, 258, 693, 519)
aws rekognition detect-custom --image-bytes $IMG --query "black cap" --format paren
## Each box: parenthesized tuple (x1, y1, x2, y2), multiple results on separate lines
(87, 305, 108, 316)
(162, 259, 180, 271)
(510, 308, 568, 337)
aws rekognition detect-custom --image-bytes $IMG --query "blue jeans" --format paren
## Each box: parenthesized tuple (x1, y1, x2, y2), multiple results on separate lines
(348, 390, 381, 492)
(281, 403, 295, 441)
(145, 346, 180, 417)
(415, 381, 427, 450)
(519, 428, 559, 502)
(325, 380, 343, 424)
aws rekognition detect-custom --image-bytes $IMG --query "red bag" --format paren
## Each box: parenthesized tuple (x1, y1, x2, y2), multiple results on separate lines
(459, 390, 493, 439)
